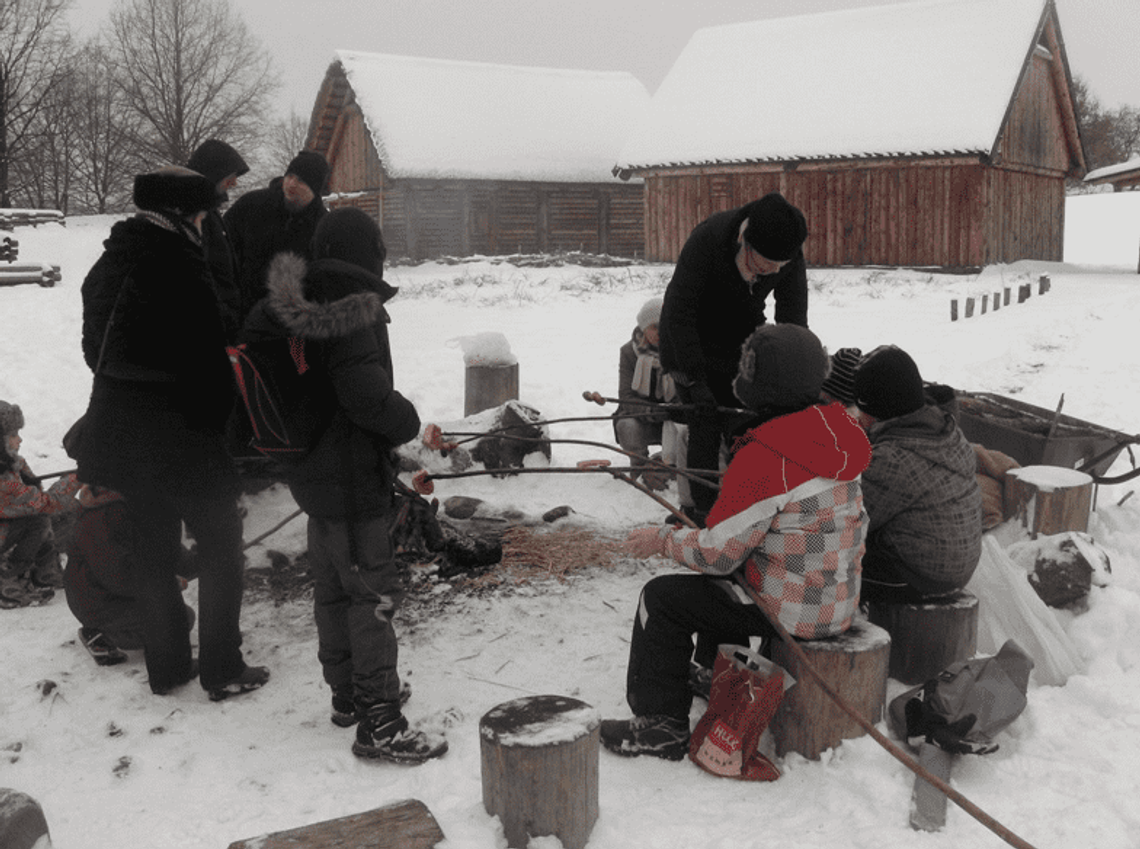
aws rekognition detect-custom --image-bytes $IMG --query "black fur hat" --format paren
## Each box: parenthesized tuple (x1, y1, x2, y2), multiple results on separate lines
(286, 150, 329, 197)
(312, 207, 386, 275)
(133, 166, 220, 215)
(742, 193, 808, 262)
(187, 139, 249, 185)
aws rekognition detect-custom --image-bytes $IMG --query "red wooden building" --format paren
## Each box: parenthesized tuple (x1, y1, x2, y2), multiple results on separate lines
(306, 51, 648, 261)
(614, 0, 1085, 269)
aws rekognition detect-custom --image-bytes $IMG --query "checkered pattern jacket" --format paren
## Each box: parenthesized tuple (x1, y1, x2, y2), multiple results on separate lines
(861, 404, 983, 594)
(657, 403, 872, 639)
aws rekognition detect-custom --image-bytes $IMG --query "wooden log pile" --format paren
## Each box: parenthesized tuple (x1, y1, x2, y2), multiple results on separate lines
(0, 208, 64, 228)
(0, 232, 16, 261)
(0, 262, 61, 288)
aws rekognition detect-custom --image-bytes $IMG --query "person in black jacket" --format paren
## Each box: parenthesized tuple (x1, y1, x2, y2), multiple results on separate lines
(239, 207, 447, 765)
(72, 166, 269, 699)
(223, 150, 329, 326)
(186, 138, 249, 339)
(659, 192, 809, 524)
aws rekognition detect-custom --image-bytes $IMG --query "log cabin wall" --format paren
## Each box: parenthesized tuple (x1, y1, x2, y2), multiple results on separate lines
(640, 157, 1064, 268)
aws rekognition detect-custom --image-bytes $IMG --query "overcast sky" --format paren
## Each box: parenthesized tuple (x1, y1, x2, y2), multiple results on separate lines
(68, 0, 1140, 121)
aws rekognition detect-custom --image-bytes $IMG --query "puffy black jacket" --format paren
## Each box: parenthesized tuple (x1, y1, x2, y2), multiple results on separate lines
(239, 253, 419, 518)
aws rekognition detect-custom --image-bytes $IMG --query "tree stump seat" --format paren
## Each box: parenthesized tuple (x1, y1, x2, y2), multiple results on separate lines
(866, 588, 980, 685)
(480, 694, 600, 849)
(768, 617, 891, 760)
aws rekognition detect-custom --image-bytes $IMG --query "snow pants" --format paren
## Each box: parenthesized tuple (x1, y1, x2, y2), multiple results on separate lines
(626, 573, 777, 720)
(308, 513, 404, 709)
(0, 514, 59, 582)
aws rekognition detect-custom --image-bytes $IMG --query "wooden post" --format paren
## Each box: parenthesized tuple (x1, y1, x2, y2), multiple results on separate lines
(950, 299, 958, 321)
(993, 291, 1001, 310)
(867, 589, 979, 685)
(1004, 287, 1011, 306)
(226, 799, 446, 849)
(965, 297, 975, 318)
(0, 788, 50, 849)
(768, 617, 890, 760)
(465, 362, 519, 416)
(981, 293, 988, 314)
(1005, 465, 1094, 539)
(480, 694, 600, 849)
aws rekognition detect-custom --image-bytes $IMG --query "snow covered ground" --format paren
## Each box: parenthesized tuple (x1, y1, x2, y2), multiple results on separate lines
(2, 192, 1140, 848)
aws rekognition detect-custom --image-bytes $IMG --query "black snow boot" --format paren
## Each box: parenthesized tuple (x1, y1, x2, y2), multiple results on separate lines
(600, 714, 690, 761)
(352, 701, 447, 765)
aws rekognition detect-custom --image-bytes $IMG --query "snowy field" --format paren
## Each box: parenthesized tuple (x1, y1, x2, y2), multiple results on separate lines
(1, 191, 1140, 848)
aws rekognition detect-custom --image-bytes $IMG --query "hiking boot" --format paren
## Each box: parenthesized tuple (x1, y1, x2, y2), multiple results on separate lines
(689, 661, 713, 701)
(206, 665, 270, 702)
(600, 714, 690, 761)
(331, 679, 412, 727)
(78, 627, 129, 667)
(0, 575, 53, 608)
(352, 701, 447, 764)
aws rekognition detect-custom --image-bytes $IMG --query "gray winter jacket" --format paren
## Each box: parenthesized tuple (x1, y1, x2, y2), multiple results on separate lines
(861, 404, 983, 595)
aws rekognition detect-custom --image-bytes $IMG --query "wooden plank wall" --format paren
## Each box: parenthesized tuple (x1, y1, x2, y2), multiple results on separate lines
(641, 161, 1063, 268)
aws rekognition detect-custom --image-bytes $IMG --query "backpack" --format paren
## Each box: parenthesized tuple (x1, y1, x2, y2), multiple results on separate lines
(226, 337, 332, 467)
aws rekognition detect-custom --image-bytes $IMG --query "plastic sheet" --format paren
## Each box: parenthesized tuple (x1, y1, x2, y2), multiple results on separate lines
(966, 534, 1084, 686)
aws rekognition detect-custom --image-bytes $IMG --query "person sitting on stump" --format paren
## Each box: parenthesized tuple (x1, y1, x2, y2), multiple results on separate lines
(0, 400, 81, 608)
(851, 345, 983, 603)
(602, 324, 873, 761)
(613, 296, 688, 496)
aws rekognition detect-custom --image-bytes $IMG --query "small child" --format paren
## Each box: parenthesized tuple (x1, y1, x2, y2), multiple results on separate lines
(0, 400, 81, 608)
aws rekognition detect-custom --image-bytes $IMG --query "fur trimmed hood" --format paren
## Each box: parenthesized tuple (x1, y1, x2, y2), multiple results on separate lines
(263, 252, 397, 339)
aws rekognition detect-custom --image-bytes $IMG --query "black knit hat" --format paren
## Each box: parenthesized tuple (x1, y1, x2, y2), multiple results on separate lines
(732, 324, 828, 412)
(0, 399, 24, 436)
(853, 345, 926, 420)
(742, 193, 808, 262)
(187, 139, 249, 185)
(312, 207, 386, 275)
(821, 347, 863, 405)
(286, 150, 329, 197)
(133, 166, 220, 215)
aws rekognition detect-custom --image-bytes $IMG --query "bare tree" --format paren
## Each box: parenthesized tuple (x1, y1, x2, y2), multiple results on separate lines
(0, 0, 73, 206)
(105, 0, 277, 167)
(67, 41, 136, 212)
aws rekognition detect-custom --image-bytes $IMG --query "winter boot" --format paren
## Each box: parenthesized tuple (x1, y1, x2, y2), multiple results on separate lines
(600, 714, 690, 761)
(206, 665, 270, 702)
(330, 679, 412, 727)
(78, 627, 129, 667)
(352, 701, 447, 764)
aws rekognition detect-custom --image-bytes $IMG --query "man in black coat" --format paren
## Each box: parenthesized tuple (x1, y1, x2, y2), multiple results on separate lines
(186, 138, 249, 339)
(73, 166, 269, 699)
(659, 192, 809, 523)
(239, 207, 447, 765)
(223, 149, 329, 326)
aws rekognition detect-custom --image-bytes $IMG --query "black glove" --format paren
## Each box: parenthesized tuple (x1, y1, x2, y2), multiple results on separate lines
(904, 697, 997, 756)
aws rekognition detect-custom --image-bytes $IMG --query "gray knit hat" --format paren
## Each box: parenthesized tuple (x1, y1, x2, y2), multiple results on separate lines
(637, 296, 663, 331)
(732, 324, 828, 411)
(0, 400, 25, 436)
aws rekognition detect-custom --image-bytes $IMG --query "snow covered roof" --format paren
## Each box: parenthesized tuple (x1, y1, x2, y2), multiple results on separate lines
(616, 0, 1052, 174)
(1085, 156, 1140, 184)
(334, 50, 650, 183)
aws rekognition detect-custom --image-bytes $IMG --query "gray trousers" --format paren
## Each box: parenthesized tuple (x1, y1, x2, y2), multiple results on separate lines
(309, 513, 403, 708)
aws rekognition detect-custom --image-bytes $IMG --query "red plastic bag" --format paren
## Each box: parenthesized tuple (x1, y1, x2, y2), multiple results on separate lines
(689, 644, 788, 781)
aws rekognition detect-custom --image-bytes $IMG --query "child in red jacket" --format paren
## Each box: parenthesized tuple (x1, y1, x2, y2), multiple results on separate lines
(0, 400, 80, 607)
(602, 325, 873, 761)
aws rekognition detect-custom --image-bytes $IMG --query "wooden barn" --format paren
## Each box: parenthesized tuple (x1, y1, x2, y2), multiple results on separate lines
(614, 0, 1086, 269)
(306, 50, 649, 260)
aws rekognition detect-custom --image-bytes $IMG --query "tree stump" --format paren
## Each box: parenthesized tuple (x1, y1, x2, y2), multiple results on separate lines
(465, 362, 519, 416)
(768, 618, 891, 760)
(0, 788, 50, 849)
(225, 799, 444, 849)
(867, 588, 979, 685)
(480, 694, 600, 849)
(1004, 465, 1093, 538)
